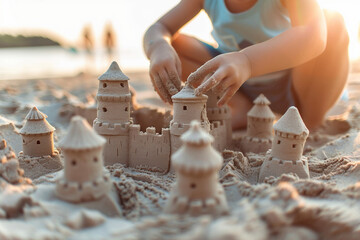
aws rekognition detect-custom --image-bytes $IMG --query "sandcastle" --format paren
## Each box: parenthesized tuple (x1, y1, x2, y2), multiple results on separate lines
(165, 120, 228, 216)
(18, 107, 62, 179)
(56, 116, 112, 203)
(19, 107, 56, 157)
(93, 61, 230, 172)
(258, 106, 310, 182)
(235, 94, 275, 154)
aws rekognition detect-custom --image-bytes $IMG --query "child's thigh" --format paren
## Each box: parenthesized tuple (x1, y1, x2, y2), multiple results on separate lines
(171, 34, 216, 64)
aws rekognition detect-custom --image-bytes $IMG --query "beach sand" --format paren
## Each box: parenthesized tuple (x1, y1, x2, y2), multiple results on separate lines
(0, 62, 360, 239)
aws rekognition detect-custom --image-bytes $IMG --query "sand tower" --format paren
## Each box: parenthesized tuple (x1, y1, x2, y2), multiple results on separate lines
(56, 116, 112, 203)
(238, 94, 275, 154)
(93, 61, 132, 166)
(19, 107, 55, 157)
(170, 84, 209, 154)
(205, 89, 232, 148)
(259, 106, 310, 182)
(165, 121, 228, 216)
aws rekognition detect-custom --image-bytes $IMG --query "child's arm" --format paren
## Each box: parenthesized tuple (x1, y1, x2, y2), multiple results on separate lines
(143, 0, 203, 103)
(188, 0, 327, 106)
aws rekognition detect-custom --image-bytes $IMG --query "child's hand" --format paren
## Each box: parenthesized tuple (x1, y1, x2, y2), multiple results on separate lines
(187, 52, 251, 106)
(149, 41, 182, 104)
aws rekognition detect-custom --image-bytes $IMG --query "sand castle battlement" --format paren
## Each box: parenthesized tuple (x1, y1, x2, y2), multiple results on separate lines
(94, 62, 231, 172)
(93, 120, 132, 135)
(207, 107, 230, 117)
(274, 130, 308, 140)
(96, 94, 131, 102)
(169, 121, 210, 134)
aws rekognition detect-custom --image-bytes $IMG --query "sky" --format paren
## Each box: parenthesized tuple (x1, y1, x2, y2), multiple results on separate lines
(0, 0, 359, 68)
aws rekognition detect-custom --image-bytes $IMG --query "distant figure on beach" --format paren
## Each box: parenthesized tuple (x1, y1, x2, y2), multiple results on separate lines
(143, 0, 350, 131)
(82, 25, 94, 54)
(82, 25, 95, 74)
(103, 23, 116, 58)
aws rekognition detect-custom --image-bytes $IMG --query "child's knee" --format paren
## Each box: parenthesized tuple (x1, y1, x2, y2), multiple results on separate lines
(324, 10, 349, 48)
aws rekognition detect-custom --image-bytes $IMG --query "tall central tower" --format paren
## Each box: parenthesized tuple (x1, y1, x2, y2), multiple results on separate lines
(170, 84, 210, 155)
(93, 61, 131, 166)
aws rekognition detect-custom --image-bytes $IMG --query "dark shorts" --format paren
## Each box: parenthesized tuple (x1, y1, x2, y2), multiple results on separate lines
(201, 41, 297, 114)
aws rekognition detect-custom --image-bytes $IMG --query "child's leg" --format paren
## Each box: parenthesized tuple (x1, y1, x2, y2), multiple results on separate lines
(171, 34, 214, 82)
(171, 33, 252, 129)
(291, 10, 349, 130)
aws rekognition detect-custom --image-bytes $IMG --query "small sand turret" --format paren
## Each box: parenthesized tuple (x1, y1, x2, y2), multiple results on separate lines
(247, 94, 275, 138)
(237, 94, 275, 154)
(165, 121, 228, 216)
(259, 106, 310, 182)
(93, 61, 132, 166)
(19, 107, 55, 157)
(56, 116, 112, 203)
(170, 84, 209, 154)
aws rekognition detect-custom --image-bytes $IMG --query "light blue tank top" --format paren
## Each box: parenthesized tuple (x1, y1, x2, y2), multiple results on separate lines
(204, 0, 291, 52)
(204, 0, 292, 83)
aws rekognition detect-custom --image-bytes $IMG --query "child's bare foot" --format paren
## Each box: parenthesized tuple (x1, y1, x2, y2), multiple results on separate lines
(228, 92, 252, 130)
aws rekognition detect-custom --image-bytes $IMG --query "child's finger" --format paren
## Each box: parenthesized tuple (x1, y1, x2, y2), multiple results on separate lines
(213, 77, 233, 95)
(194, 69, 226, 95)
(158, 70, 178, 96)
(187, 59, 218, 87)
(153, 73, 173, 103)
(218, 85, 238, 106)
(175, 56, 183, 83)
(166, 67, 182, 91)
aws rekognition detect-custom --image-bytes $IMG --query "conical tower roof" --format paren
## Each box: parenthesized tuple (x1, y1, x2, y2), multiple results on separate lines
(253, 94, 271, 105)
(98, 61, 129, 81)
(274, 106, 309, 136)
(172, 121, 222, 174)
(25, 106, 47, 120)
(247, 94, 275, 119)
(172, 84, 207, 102)
(58, 116, 105, 150)
(19, 107, 55, 135)
(180, 120, 214, 146)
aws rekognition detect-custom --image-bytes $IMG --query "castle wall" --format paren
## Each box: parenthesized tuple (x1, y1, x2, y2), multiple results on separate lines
(103, 135, 129, 166)
(129, 125, 171, 172)
(22, 133, 54, 157)
(209, 121, 227, 152)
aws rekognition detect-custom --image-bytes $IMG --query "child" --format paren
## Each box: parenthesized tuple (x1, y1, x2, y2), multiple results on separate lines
(143, 0, 349, 130)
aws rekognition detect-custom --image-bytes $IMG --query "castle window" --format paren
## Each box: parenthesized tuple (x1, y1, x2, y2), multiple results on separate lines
(125, 107, 128, 112)
(292, 144, 296, 148)
(183, 106, 187, 110)
(103, 107, 107, 112)
(190, 183, 196, 189)
(277, 140, 281, 144)
(120, 83, 124, 87)
(94, 157, 98, 163)
(23, 139, 25, 143)
(71, 160, 77, 166)
(103, 83, 107, 88)
(37, 140, 40, 144)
